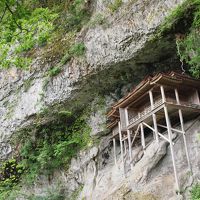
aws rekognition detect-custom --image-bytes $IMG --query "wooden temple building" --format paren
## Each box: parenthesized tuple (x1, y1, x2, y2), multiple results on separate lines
(107, 71, 200, 191)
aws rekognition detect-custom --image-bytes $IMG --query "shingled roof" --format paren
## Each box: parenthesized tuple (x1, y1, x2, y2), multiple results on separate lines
(107, 71, 200, 121)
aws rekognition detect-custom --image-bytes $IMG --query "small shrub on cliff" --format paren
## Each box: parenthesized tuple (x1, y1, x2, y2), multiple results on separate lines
(12, 111, 92, 185)
(0, 159, 25, 199)
(69, 42, 85, 57)
(108, 0, 123, 13)
(47, 66, 62, 77)
(191, 184, 200, 200)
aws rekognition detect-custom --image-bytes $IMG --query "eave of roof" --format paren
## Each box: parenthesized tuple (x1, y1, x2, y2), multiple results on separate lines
(107, 71, 200, 120)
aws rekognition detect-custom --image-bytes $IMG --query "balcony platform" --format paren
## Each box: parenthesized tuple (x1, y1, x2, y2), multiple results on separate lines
(128, 100, 200, 130)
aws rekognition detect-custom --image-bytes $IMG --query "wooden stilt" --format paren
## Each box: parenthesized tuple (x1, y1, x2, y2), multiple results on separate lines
(157, 124, 183, 134)
(160, 85, 166, 103)
(175, 88, 192, 172)
(161, 86, 180, 191)
(164, 105, 180, 191)
(131, 124, 141, 146)
(125, 107, 129, 126)
(149, 90, 159, 143)
(113, 138, 117, 166)
(124, 140, 127, 155)
(143, 122, 170, 143)
(195, 89, 200, 105)
(125, 107, 133, 169)
(140, 122, 145, 152)
(127, 130, 133, 169)
(179, 109, 192, 172)
(152, 114, 159, 143)
(118, 122, 125, 175)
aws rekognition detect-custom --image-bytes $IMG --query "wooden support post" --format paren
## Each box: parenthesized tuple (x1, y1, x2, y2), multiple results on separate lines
(125, 107, 133, 169)
(163, 105, 180, 191)
(125, 107, 129, 126)
(175, 88, 180, 105)
(143, 122, 170, 143)
(118, 122, 125, 175)
(113, 138, 117, 166)
(140, 122, 146, 152)
(195, 89, 200, 105)
(157, 124, 183, 134)
(131, 124, 141, 146)
(179, 109, 192, 172)
(149, 90, 159, 143)
(175, 88, 192, 172)
(127, 130, 133, 170)
(124, 140, 127, 155)
(160, 85, 166, 103)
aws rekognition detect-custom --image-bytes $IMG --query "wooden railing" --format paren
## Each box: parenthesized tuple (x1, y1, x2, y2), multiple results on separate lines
(128, 96, 199, 125)
(129, 98, 163, 124)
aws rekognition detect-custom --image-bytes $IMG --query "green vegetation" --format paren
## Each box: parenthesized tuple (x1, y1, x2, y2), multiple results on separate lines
(0, 109, 92, 199)
(25, 185, 65, 200)
(108, 0, 123, 13)
(0, 0, 91, 70)
(191, 184, 200, 200)
(0, 1, 58, 69)
(46, 42, 85, 77)
(0, 159, 24, 200)
(154, 0, 192, 38)
(70, 185, 84, 200)
(151, 0, 200, 78)
(24, 78, 33, 92)
(87, 13, 107, 28)
(47, 66, 62, 77)
(175, 0, 200, 78)
(60, 42, 86, 65)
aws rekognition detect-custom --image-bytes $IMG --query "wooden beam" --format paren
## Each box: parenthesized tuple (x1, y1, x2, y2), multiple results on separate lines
(131, 123, 141, 146)
(113, 138, 117, 166)
(125, 107, 129, 126)
(118, 122, 125, 175)
(195, 89, 200, 105)
(166, 102, 200, 112)
(127, 130, 133, 170)
(149, 90, 159, 143)
(163, 105, 180, 191)
(157, 124, 184, 134)
(149, 90, 154, 110)
(128, 103, 165, 129)
(178, 107, 192, 172)
(124, 140, 127, 155)
(140, 122, 146, 152)
(175, 88, 180, 105)
(142, 122, 170, 143)
(152, 113, 159, 143)
(160, 85, 166, 103)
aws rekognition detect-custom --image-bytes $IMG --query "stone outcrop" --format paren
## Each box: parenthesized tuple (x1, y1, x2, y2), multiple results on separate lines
(16, 118, 200, 200)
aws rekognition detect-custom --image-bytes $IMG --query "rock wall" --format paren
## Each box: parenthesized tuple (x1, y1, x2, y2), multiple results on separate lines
(0, 0, 184, 159)
(1, 0, 200, 200)
(16, 117, 200, 200)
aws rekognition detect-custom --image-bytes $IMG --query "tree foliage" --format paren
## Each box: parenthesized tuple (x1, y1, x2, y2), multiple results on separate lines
(0, 0, 90, 69)
(0, 1, 58, 69)
(0, 109, 92, 199)
(175, 0, 200, 78)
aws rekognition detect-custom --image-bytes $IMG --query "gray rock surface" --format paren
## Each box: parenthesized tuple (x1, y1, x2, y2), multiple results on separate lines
(0, 0, 184, 159)
(17, 118, 200, 200)
(1, 0, 199, 200)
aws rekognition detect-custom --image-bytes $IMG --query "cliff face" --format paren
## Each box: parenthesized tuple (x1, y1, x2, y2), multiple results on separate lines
(0, 0, 183, 148)
(0, 0, 199, 199)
